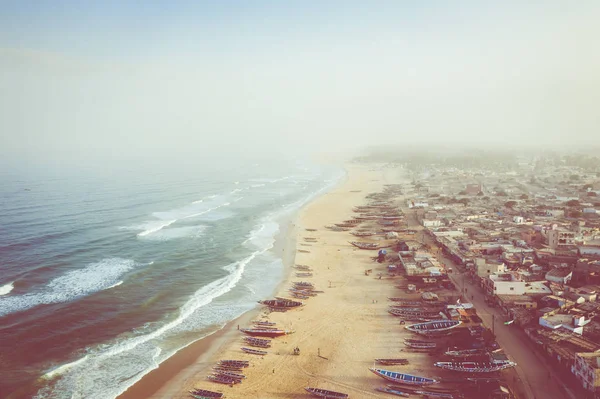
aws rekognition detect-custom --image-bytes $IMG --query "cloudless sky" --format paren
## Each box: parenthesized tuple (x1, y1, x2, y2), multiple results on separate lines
(1, 1, 599, 168)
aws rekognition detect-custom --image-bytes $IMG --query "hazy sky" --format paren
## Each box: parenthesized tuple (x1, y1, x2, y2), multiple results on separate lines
(1, 1, 599, 166)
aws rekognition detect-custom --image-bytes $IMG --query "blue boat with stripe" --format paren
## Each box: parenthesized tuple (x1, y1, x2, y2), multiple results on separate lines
(369, 368, 438, 385)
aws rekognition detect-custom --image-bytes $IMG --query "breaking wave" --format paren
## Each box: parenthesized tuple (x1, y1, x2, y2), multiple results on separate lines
(0, 281, 14, 296)
(0, 259, 137, 317)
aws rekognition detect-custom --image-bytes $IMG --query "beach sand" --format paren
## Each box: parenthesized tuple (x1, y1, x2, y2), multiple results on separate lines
(117, 164, 459, 399)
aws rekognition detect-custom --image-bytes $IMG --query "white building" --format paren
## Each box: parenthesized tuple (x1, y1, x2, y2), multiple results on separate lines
(513, 216, 524, 224)
(422, 219, 442, 228)
(407, 200, 429, 209)
(547, 228, 575, 249)
(483, 273, 551, 296)
(474, 258, 506, 279)
(539, 314, 589, 335)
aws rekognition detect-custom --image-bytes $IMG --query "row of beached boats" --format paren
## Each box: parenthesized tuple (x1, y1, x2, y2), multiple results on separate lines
(197, 359, 250, 389)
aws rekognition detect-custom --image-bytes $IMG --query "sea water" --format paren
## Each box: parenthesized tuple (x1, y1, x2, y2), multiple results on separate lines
(0, 156, 343, 399)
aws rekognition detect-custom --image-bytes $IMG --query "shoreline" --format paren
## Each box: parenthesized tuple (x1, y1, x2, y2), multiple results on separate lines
(124, 163, 408, 399)
(117, 173, 344, 399)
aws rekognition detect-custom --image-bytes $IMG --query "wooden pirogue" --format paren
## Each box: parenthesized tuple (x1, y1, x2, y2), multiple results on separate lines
(405, 320, 462, 334)
(349, 241, 380, 250)
(305, 387, 349, 398)
(369, 368, 438, 385)
(188, 388, 223, 398)
(207, 374, 240, 386)
(240, 328, 291, 338)
(374, 358, 409, 365)
(241, 347, 267, 355)
(375, 386, 409, 397)
(434, 360, 517, 373)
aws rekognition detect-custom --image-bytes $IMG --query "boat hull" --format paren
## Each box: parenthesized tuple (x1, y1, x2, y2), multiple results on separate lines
(434, 361, 516, 373)
(369, 368, 437, 386)
(241, 329, 288, 338)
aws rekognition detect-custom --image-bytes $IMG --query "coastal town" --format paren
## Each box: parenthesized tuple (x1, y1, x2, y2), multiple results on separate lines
(123, 153, 600, 399)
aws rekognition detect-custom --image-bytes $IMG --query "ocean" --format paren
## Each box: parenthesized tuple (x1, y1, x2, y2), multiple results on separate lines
(0, 157, 343, 399)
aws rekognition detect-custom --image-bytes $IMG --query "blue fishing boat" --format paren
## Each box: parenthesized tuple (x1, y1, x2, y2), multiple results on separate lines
(369, 368, 438, 385)
(376, 386, 410, 397)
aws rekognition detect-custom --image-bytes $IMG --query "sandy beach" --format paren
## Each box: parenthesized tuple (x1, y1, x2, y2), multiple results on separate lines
(117, 163, 504, 399)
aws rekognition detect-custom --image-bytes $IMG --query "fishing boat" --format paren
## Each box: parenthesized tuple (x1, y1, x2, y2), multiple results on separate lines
(375, 386, 409, 397)
(415, 390, 455, 398)
(295, 264, 312, 270)
(304, 387, 349, 398)
(325, 225, 350, 231)
(218, 360, 249, 368)
(293, 281, 314, 287)
(369, 368, 438, 385)
(388, 309, 442, 318)
(253, 320, 276, 326)
(207, 374, 240, 386)
(189, 388, 224, 398)
(351, 231, 376, 236)
(350, 241, 380, 250)
(375, 358, 409, 365)
(290, 292, 310, 299)
(241, 347, 267, 355)
(296, 272, 313, 277)
(434, 360, 516, 373)
(213, 370, 246, 380)
(404, 339, 436, 349)
(212, 373, 243, 383)
(259, 299, 303, 308)
(289, 289, 317, 296)
(244, 336, 271, 344)
(445, 348, 488, 358)
(213, 365, 244, 373)
(405, 320, 461, 334)
(243, 340, 271, 348)
(388, 299, 422, 305)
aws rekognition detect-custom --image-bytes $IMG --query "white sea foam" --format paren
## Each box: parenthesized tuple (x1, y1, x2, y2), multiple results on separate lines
(0, 281, 14, 296)
(142, 226, 208, 241)
(107, 281, 123, 289)
(136, 220, 177, 237)
(0, 258, 137, 317)
(43, 355, 90, 379)
(35, 250, 264, 399)
(182, 202, 230, 219)
(134, 195, 237, 238)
